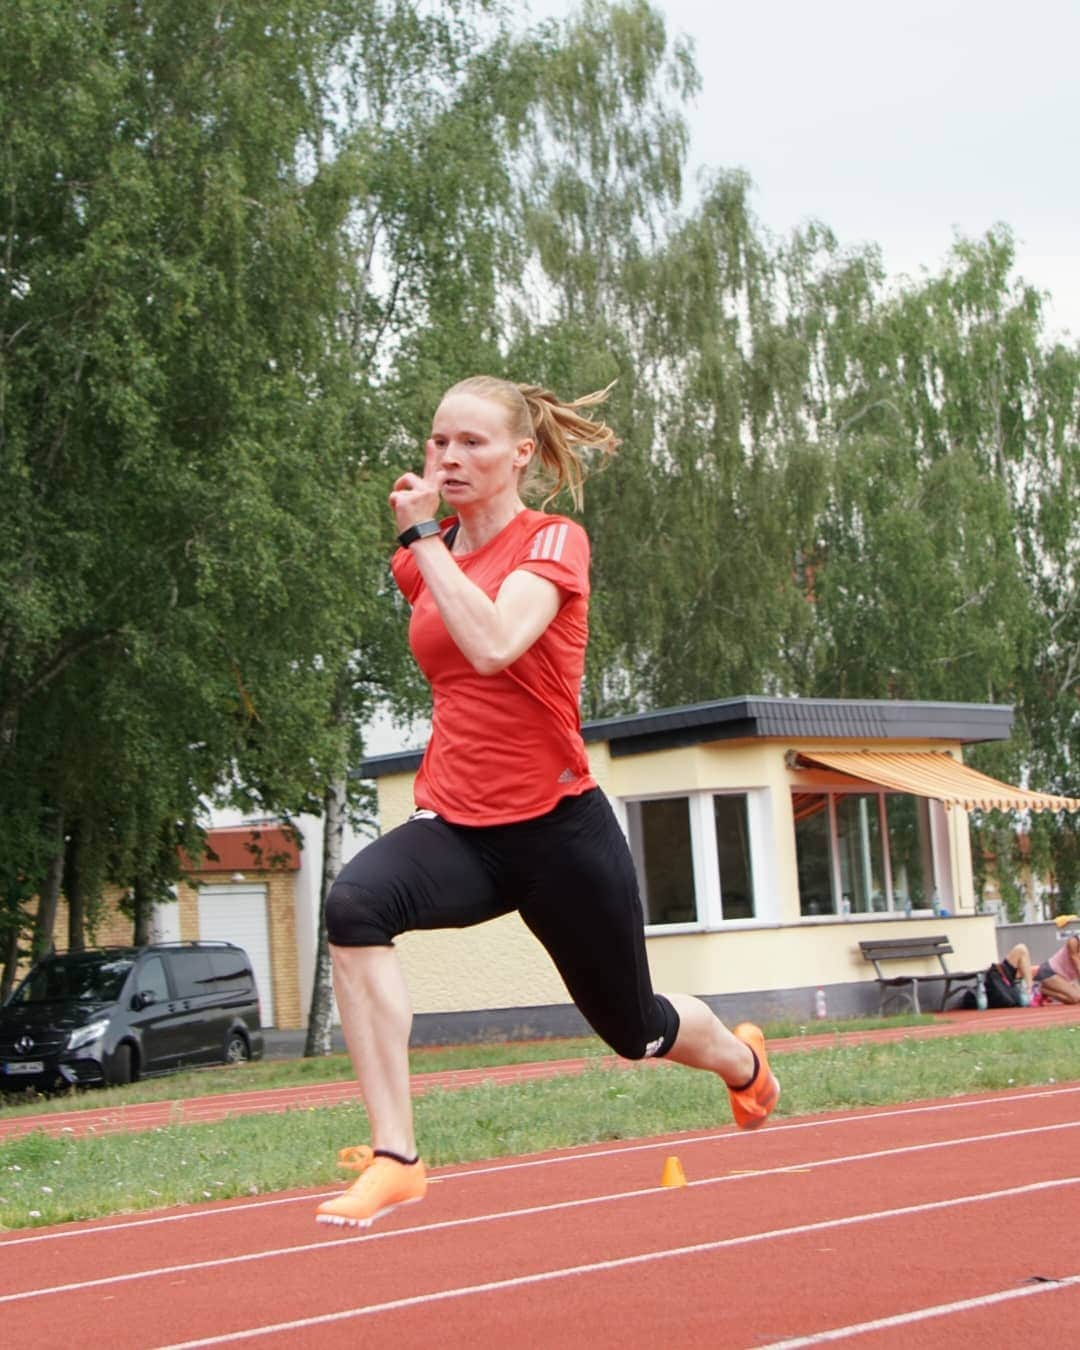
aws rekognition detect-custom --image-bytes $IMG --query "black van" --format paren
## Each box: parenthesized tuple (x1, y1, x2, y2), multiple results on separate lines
(0, 942, 264, 1092)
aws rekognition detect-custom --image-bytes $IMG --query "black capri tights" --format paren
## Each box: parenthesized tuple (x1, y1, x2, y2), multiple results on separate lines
(325, 788, 679, 1062)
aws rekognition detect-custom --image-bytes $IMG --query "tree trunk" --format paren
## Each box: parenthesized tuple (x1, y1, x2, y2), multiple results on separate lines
(65, 820, 87, 951)
(32, 809, 66, 961)
(0, 918, 21, 1001)
(131, 875, 153, 946)
(304, 773, 346, 1057)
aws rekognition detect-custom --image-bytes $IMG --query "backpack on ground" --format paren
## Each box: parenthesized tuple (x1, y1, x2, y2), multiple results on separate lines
(984, 962, 1020, 1008)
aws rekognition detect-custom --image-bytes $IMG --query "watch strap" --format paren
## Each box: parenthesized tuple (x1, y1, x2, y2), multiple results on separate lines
(397, 519, 442, 548)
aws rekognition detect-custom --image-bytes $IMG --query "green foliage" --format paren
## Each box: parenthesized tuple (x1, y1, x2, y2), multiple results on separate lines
(0, 2, 391, 941)
(557, 171, 1078, 886)
(0, 1, 708, 973)
(1, 0, 1077, 948)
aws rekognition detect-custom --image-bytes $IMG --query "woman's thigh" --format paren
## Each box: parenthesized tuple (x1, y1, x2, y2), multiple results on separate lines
(327, 813, 510, 945)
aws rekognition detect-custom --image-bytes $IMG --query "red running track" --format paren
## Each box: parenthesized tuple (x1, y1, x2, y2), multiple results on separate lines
(3, 1082, 1079, 1348)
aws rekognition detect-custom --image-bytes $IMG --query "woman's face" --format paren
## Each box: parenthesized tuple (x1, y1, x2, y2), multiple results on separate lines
(429, 392, 533, 509)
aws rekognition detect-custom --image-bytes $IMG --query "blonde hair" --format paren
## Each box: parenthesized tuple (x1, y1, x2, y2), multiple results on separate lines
(444, 375, 619, 510)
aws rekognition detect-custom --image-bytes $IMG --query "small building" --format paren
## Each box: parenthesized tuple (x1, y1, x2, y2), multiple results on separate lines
(121, 695, 1073, 1034)
(159, 823, 305, 1031)
(352, 696, 1077, 1038)
(32, 823, 307, 1032)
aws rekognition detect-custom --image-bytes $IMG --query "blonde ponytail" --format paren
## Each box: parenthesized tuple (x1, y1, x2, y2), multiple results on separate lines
(445, 375, 619, 511)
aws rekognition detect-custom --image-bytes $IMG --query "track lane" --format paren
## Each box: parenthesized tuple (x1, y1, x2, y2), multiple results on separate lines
(3, 1085, 1079, 1293)
(5, 1086, 1078, 1348)
(140, 1177, 1080, 1349)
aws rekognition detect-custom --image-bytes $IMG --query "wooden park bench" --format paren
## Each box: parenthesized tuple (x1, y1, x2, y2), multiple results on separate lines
(859, 935, 984, 1014)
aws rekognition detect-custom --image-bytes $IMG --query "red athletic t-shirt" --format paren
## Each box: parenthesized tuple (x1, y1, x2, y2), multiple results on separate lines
(391, 509, 597, 825)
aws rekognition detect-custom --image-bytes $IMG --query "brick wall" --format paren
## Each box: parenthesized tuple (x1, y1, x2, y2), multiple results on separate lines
(265, 870, 301, 1029)
(51, 886, 135, 950)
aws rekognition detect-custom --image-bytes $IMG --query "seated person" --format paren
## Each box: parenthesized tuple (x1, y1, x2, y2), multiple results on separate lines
(1034, 917, 1080, 1005)
(998, 942, 1035, 1001)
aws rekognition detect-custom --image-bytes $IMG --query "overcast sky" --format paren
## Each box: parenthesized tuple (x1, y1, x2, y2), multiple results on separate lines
(528, 0, 1080, 343)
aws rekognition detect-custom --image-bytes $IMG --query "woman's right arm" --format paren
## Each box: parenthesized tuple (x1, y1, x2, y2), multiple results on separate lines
(388, 440, 562, 675)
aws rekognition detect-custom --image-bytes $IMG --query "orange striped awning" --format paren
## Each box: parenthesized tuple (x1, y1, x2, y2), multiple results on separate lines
(793, 750, 1080, 813)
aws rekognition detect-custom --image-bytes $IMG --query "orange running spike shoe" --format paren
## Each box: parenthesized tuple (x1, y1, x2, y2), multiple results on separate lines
(726, 1022, 780, 1130)
(316, 1146, 428, 1228)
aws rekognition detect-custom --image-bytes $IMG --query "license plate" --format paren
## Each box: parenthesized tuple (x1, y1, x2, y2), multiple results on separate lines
(3, 1061, 44, 1075)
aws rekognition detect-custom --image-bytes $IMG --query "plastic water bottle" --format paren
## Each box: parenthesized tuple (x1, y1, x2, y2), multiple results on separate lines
(1017, 981, 1031, 1007)
(975, 974, 988, 1011)
(903, 897, 912, 919)
(814, 987, 828, 1020)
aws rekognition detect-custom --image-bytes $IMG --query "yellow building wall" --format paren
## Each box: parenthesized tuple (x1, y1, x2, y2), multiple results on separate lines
(374, 736, 994, 1016)
(643, 916, 996, 996)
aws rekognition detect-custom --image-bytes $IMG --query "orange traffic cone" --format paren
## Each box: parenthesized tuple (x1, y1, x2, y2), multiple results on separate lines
(660, 1155, 687, 1188)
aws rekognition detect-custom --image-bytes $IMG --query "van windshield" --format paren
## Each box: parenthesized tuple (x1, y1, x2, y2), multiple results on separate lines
(10, 955, 135, 1005)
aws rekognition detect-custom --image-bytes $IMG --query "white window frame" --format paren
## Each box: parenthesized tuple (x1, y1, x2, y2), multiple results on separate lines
(616, 788, 773, 934)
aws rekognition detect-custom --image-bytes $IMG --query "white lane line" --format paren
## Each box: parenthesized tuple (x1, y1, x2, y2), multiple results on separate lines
(151, 1177, 1080, 1349)
(6, 1118, 1080, 1305)
(4, 1082, 1078, 1249)
(756, 1275, 1080, 1347)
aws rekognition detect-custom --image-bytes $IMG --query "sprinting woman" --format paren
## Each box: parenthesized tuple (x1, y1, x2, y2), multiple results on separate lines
(316, 377, 779, 1228)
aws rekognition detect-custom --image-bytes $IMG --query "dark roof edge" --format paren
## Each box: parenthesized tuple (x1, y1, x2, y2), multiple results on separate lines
(355, 696, 1015, 778)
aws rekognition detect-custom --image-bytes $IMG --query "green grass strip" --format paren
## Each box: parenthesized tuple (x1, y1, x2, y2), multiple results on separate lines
(0, 1016, 926, 1120)
(0, 1037, 611, 1119)
(2, 1023, 1075, 1231)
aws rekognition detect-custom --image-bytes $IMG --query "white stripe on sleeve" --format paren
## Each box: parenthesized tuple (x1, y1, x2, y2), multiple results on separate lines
(528, 523, 569, 564)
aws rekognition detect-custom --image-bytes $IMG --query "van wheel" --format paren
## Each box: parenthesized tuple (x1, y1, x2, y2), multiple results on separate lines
(107, 1044, 133, 1087)
(224, 1032, 250, 1065)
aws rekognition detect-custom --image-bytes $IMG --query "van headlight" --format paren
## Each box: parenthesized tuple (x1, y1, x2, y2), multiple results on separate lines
(67, 1019, 109, 1052)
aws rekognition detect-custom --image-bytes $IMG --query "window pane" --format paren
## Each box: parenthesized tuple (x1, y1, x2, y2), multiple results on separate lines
(208, 950, 254, 993)
(168, 950, 214, 999)
(794, 793, 834, 916)
(137, 956, 170, 1002)
(886, 795, 934, 910)
(15, 954, 135, 1004)
(714, 795, 754, 919)
(835, 794, 887, 913)
(628, 797, 696, 925)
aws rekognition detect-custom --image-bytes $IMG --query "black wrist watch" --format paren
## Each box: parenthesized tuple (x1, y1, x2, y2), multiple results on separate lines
(397, 519, 442, 548)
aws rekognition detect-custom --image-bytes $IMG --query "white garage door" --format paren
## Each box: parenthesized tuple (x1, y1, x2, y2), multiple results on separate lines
(197, 885, 275, 1027)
